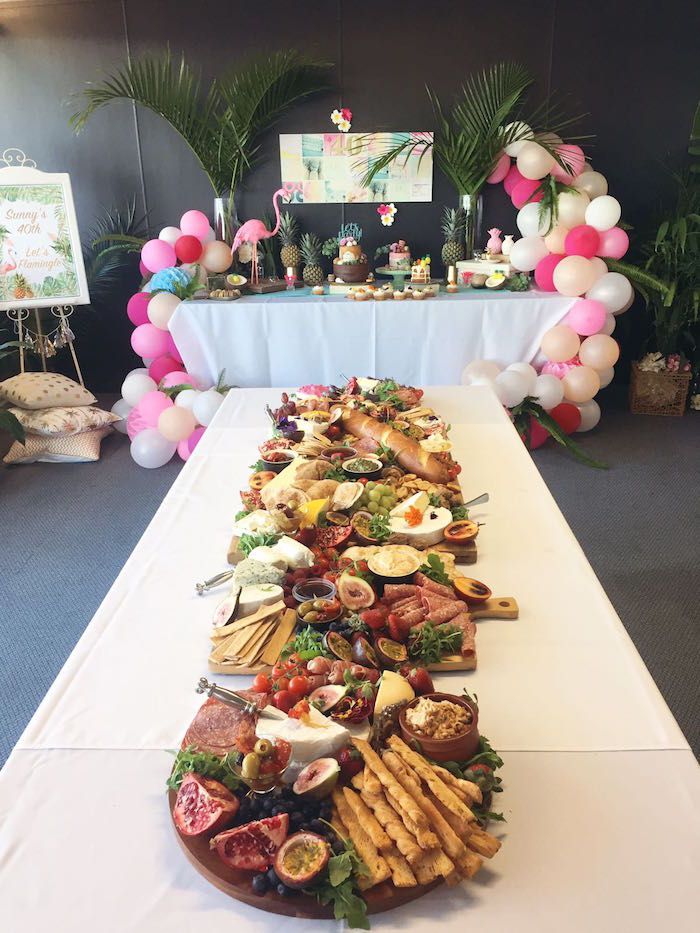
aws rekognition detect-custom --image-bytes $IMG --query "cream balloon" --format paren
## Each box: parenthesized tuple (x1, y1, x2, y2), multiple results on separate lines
(585, 272, 633, 314)
(158, 226, 181, 246)
(192, 388, 224, 426)
(544, 224, 569, 254)
(517, 202, 551, 237)
(462, 360, 502, 383)
(536, 131, 563, 147)
(121, 372, 156, 407)
(494, 371, 529, 408)
(469, 375, 497, 390)
(541, 324, 580, 363)
(585, 195, 621, 232)
(589, 256, 608, 283)
(506, 361, 538, 393)
(111, 398, 131, 434)
(157, 405, 197, 442)
(578, 334, 620, 370)
(503, 121, 533, 157)
(574, 171, 608, 200)
(557, 190, 590, 228)
(509, 235, 548, 272)
(516, 141, 555, 180)
(130, 428, 176, 468)
(174, 388, 201, 410)
(552, 255, 598, 297)
(200, 240, 233, 273)
(180, 261, 207, 284)
(600, 314, 616, 336)
(575, 399, 601, 432)
(147, 291, 182, 330)
(533, 373, 564, 409)
(562, 365, 600, 403)
(597, 366, 615, 389)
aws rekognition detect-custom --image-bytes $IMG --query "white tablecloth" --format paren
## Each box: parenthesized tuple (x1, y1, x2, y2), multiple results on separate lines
(3, 385, 698, 931)
(169, 290, 576, 388)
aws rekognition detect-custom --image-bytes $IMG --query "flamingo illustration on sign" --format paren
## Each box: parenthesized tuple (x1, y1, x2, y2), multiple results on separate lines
(231, 188, 287, 284)
(0, 240, 17, 275)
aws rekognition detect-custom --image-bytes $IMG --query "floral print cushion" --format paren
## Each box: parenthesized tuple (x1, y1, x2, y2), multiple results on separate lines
(7, 405, 120, 436)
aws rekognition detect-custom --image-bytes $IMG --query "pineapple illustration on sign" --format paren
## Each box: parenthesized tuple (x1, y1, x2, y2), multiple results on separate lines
(12, 274, 34, 300)
(441, 207, 466, 267)
(278, 211, 301, 269)
(300, 233, 324, 286)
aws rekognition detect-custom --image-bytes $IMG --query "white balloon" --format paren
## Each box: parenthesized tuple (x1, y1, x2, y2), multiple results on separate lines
(516, 202, 550, 237)
(600, 314, 616, 336)
(159, 226, 181, 246)
(506, 362, 537, 393)
(597, 367, 614, 388)
(175, 388, 201, 410)
(192, 388, 224, 426)
(130, 428, 177, 468)
(585, 195, 621, 232)
(586, 272, 633, 314)
(557, 190, 590, 227)
(202, 226, 216, 244)
(462, 360, 502, 383)
(533, 373, 564, 410)
(469, 375, 496, 390)
(129, 367, 149, 377)
(573, 171, 608, 200)
(494, 371, 529, 408)
(110, 398, 131, 434)
(503, 121, 533, 157)
(121, 372, 157, 407)
(509, 236, 548, 272)
(575, 399, 601, 432)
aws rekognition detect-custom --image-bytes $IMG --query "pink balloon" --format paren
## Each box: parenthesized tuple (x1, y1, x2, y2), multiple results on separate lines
(596, 226, 629, 259)
(511, 179, 543, 209)
(139, 260, 149, 278)
(127, 292, 150, 326)
(160, 370, 199, 389)
(141, 238, 177, 274)
(177, 438, 193, 461)
(541, 358, 580, 379)
(534, 253, 565, 291)
(528, 417, 550, 449)
(180, 210, 211, 240)
(503, 164, 525, 196)
(126, 403, 149, 440)
(551, 144, 586, 181)
(487, 153, 511, 184)
(131, 323, 170, 359)
(187, 426, 206, 453)
(566, 299, 608, 337)
(165, 333, 183, 363)
(564, 224, 600, 258)
(148, 355, 181, 382)
(138, 390, 173, 427)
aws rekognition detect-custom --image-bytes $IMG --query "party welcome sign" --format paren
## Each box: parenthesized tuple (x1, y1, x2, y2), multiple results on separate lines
(0, 166, 89, 309)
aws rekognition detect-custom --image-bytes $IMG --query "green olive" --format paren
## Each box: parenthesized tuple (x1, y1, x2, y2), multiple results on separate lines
(305, 611, 320, 623)
(312, 599, 327, 610)
(298, 602, 312, 616)
(242, 752, 260, 779)
(254, 739, 274, 758)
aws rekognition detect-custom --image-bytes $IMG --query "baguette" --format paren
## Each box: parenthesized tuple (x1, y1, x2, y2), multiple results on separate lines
(340, 410, 452, 484)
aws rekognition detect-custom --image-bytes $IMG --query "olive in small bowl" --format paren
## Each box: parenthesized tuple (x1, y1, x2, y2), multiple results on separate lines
(342, 456, 383, 481)
(296, 597, 342, 628)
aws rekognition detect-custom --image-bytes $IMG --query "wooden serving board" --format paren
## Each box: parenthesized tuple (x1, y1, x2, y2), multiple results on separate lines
(169, 792, 440, 918)
(427, 596, 519, 672)
(433, 538, 477, 564)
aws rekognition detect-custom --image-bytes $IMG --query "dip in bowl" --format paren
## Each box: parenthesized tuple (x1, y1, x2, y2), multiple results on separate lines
(399, 692, 479, 762)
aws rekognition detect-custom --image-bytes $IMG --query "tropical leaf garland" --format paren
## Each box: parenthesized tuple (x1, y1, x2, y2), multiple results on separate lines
(511, 397, 608, 469)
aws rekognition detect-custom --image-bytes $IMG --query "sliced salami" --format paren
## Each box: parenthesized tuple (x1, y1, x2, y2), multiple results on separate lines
(181, 696, 258, 756)
(425, 600, 467, 624)
(450, 611, 477, 637)
(413, 573, 455, 599)
(438, 614, 476, 656)
(421, 591, 463, 613)
(394, 598, 422, 615)
(383, 584, 418, 603)
(400, 608, 426, 626)
(390, 595, 423, 612)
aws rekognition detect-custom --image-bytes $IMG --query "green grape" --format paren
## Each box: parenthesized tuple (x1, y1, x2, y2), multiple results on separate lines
(375, 485, 387, 495)
(368, 489, 381, 502)
(366, 482, 376, 491)
(380, 497, 394, 509)
(367, 501, 379, 513)
(377, 507, 389, 516)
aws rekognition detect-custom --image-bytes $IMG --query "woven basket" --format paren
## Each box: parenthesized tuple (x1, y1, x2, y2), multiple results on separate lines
(629, 362, 691, 416)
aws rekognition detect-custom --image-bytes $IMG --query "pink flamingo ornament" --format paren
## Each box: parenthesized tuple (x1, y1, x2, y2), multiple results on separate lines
(231, 188, 287, 284)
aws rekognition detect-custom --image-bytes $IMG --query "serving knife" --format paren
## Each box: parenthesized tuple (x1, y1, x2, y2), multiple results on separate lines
(195, 569, 235, 595)
(196, 677, 286, 719)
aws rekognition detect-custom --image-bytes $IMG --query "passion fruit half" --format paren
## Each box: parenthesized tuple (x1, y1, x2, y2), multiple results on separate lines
(375, 636, 408, 667)
(273, 831, 331, 889)
(351, 635, 379, 669)
(324, 630, 353, 661)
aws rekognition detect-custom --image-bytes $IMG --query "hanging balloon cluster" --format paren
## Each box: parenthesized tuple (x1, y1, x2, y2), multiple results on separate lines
(465, 125, 632, 445)
(111, 210, 232, 468)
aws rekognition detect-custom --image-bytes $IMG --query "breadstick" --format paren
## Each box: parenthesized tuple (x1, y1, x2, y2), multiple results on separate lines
(456, 848, 483, 878)
(352, 739, 432, 837)
(360, 789, 423, 866)
(429, 763, 483, 805)
(383, 845, 417, 888)
(430, 795, 473, 840)
(342, 786, 392, 852)
(413, 846, 454, 884)
(332, 789, 391, 887)
(387, 735, 476, 823)
(465, 825, 501, 859)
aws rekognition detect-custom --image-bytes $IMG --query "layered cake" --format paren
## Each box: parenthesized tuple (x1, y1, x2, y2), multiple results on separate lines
(332, 224, 369, 283)
(411, 256, 431, 283)
(388, 240, 411, 270)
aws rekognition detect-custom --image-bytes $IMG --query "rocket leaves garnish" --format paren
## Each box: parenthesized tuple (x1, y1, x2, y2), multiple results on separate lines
(408, 621, 462, 664)
(238, 531, 281, 557)
(418, 553, 451, 586)
(306, 833, 369, 930)
(166, 746, 243, 793)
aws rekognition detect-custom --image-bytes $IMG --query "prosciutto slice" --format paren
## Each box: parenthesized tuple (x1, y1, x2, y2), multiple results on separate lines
(413, 573, 455, 599)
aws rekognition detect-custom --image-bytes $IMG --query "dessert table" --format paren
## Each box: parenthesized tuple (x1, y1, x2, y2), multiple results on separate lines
(1, 385, 698, 932)
(169, 289, 577, 389)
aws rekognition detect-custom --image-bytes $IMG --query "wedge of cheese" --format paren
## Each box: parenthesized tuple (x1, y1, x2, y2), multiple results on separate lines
(389, 504, 452, 548)
(390, 491, 429, 518)
(374, 671, 415, 716)
(261, 705, 350, 779)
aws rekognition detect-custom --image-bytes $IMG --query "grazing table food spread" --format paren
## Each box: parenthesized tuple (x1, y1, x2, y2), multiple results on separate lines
(1, 382, 698, 933)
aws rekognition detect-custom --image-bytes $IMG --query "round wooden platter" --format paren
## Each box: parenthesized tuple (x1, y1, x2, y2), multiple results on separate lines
(169, 790, 440, 919)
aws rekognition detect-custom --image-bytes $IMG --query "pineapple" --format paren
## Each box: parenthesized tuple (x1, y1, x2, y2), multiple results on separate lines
(12, 274, 33, 300)
(300, 233, 324, 286)
(441, 207, 466, 267)
(278, 211, 301, 269)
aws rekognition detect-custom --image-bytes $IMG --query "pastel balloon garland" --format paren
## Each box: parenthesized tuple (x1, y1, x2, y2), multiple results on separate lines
(111, 210, 230, 468)
(464, 127, 633, 441)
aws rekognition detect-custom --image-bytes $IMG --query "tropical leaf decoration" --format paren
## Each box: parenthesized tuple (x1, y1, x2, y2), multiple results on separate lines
(82, 200, 148, 305)
(359, 62, 589, 197)
(70, 49, 333, 198)
(511, 397, 608, 470)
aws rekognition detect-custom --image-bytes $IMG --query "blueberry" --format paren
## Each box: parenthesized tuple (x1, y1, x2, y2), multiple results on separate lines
(267, 867, 279, 886)
(271, 804, 287, 816)
(309, 819, 324, 834)
(277, 882, 293, 897)
(252, 875, 268, 896)
(290, 810, 304, 824)
(320, 804, 333, 821)
(332, 838, 345, 855)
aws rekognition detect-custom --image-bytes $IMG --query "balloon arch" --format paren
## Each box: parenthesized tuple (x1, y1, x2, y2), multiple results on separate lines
(462, 129, 633, 438)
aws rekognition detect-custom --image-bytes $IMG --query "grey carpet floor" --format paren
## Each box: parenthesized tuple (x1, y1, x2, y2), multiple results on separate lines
(1, 390, 698, 766)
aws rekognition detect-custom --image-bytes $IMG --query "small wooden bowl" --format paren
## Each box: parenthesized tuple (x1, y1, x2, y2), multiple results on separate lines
(399, 692, 479, 762)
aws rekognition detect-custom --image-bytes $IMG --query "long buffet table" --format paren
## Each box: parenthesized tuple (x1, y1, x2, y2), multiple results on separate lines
(1, 386, 698, 931)
(169, 289, 577, 388)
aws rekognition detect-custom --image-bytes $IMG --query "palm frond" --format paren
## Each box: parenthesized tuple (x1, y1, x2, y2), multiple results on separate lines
(82, 201, 148, 305)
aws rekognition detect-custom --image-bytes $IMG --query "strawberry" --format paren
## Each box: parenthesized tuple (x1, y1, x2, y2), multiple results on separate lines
(400, 666, 434, 695)
(337, 745, 364, 779)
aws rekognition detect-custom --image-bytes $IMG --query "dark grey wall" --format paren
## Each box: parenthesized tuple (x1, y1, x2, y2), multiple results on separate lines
(1, 0, 698, 389)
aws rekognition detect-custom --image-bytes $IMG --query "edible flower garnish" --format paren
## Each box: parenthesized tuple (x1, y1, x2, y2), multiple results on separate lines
(404, 506, 423, 527)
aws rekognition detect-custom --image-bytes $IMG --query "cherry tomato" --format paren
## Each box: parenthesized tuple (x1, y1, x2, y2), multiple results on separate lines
(288, 699, 310, 719)
(271, 690, 295, 713)
(288, 675, 311, 697)
(286, 653, 302, 665)
(271, 664, 287, 680)
(251, 673, 271, 693)
(275, 677, 290, 692)
(323, 571, 337, 584)
(467, 763, 492, 776)
(356, 560, 370, 573)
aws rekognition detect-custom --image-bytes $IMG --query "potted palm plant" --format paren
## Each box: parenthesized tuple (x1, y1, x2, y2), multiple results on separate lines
(70, 50, 332, 243)
(628, 103, 699, 416)
(360, 62, 586, 256)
